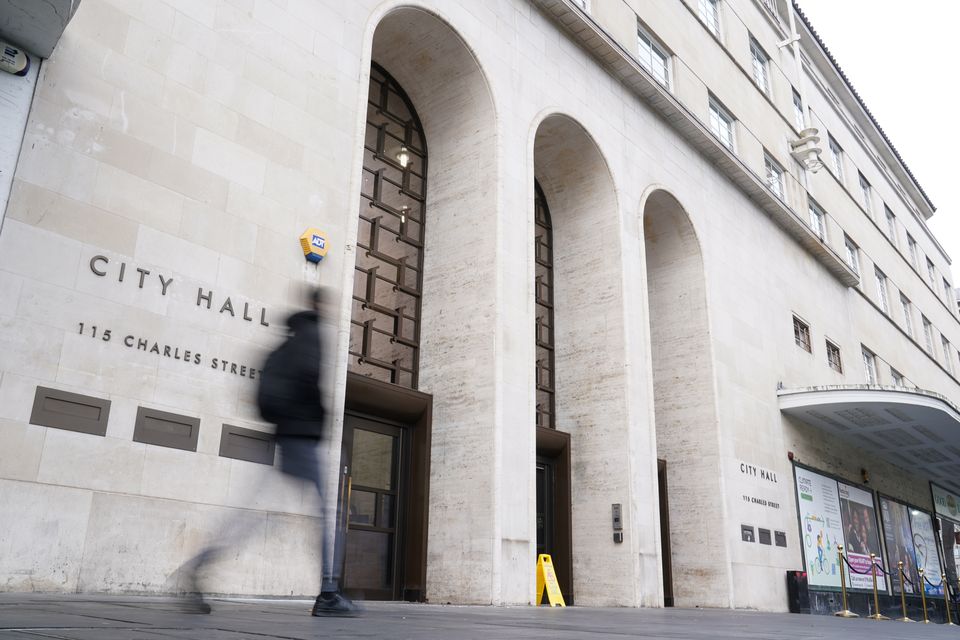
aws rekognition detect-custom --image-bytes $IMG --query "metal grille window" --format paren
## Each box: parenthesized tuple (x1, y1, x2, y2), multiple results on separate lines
(764, 153, 785, 200)
(828, 135, 844, 183)
(907, 233, 919, 269)
(900, 294, 914, 338)
(808, 200, 826, 240)
(862, 347, 878, 385)
(792, 88, 804, 130)
(349, 64, 427, 388)
(922, 316, 935, 355)
(793, 316, 811, 353)
(884, 206, 897, 246)
(858, 172, 872, 213)
(891, 368, 904, 386)
(708, 96, 735, 150)
(637, 25, 670, 87)
(826, 341, 842, 373)
(750, 37, 770, 95)
(874, 268, 889, 314)
(534, 182, 556, 429)
(699, 0, 720, 36)
(843, 234, 860, 275)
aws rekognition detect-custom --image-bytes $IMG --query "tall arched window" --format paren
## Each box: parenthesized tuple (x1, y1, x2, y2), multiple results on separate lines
(535, 181, 556, 428)
(349, 63, 427, 389)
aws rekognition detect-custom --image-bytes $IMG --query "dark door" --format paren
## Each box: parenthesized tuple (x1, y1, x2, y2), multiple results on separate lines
(536, 456, 555, 559)
(341, 415, 405, 600)
(658, 459, 674, 607)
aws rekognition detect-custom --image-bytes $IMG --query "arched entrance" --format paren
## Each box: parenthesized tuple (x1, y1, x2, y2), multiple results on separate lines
(642, 188, 729, 607)
(340, 6, 497, 604)
(534, 114, 650, 606)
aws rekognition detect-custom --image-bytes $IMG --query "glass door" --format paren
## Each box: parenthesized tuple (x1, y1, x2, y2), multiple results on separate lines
(342, 415, 404, 600)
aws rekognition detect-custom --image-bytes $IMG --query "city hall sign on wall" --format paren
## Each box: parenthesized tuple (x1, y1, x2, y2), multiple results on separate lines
(80, 255, 271, 380)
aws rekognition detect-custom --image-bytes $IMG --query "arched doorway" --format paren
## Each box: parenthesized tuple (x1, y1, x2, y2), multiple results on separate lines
(534, 114, 654, 606)
(340, 6, 497, 604)
(342, 62, 431, 602)
(642, 188, 728, 607)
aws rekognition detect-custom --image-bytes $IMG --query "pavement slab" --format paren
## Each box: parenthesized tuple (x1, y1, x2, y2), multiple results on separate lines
(1, 594, 959, 639)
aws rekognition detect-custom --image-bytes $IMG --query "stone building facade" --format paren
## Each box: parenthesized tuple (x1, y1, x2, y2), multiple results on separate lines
(1, 0, 958, 612)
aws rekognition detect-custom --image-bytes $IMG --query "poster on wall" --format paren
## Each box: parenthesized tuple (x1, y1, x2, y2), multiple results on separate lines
(932, 484, 960, 593)
(838, 482, 884, 591)
(909, 508, 944, 596)
(880, 496, 919, 595)
(794, 466, 845, 589)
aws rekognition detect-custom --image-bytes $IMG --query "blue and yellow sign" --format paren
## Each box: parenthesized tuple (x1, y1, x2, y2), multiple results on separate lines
(300, 228, 329, 263)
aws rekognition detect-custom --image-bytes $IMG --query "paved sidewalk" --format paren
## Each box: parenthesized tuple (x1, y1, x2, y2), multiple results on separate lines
(1, 594, 959, 639)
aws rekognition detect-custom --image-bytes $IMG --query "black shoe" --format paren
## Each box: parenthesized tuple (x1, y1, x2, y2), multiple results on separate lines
(311, 592, 360, 616)
(181, 593, 211, 614)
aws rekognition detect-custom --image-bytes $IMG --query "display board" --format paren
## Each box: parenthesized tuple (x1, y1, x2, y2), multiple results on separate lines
(932, 483, 960, 594)
(909, 508, 944, 596)
(794, 466, 845, 589)
(880, 496, 920, 595)
(838, 481, 885, 590)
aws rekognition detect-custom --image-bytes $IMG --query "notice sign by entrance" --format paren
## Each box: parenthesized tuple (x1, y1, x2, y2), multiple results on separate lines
(794, 466, 844, 589)
(536, 554, 566, 607)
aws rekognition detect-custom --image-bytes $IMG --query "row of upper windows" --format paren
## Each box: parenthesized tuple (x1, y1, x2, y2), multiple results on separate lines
(638, 2, 956, 315)
(825, 133, 954, 309)
(840, 231, 957, 376)
(793, 314, 952, 387)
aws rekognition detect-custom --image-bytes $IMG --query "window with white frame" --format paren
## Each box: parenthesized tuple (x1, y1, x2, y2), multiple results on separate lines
(844, 234, 860, 275)
(571, 0, 590, 11)
(637, 25, 670, 88)
(874, 268, 889, 313)
(943, 336, 954, 374)
(884, 206, 897, 247)
(900, 294, 914, 338)
(699, 0, 720, 37)
(922, 315, 935, 354)
(907, 233, 919, 269)
(793, 315, 811, 352)
(926, 258, 936, 287)
(890, 368, 904, 386)
(828, 135, 844, 183)
(750, 37, 770, 95)
(826, 340, 842, 373)
(708, 96, 735, 150)
(943, 277, 953, 305)
(808, 200, 826, 240)
(764, 153, 785, 200)
(792, 88, 804, 130)
(858, 172, 873, 213)
(862, 347, 878, 384)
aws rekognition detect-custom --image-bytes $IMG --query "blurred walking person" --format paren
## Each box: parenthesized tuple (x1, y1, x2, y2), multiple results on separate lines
(181, 287, 356, 616)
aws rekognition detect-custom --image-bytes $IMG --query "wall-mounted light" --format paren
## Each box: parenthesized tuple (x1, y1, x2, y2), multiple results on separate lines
(400, 205, 409, 223)
(396, 146, 410, 168)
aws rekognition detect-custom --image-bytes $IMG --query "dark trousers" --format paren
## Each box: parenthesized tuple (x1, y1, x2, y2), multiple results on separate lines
(277, 435, 344, 593)
(186, 434, 344, 595)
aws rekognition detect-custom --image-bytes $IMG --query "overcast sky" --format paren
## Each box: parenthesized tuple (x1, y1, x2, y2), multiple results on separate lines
(796, 1, 960, 278)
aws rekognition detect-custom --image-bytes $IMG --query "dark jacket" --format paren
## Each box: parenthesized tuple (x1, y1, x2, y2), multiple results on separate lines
(257, 310, 326, 438)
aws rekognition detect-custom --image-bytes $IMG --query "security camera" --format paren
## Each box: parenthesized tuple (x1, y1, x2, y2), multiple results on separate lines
(1, 42, 30, 76)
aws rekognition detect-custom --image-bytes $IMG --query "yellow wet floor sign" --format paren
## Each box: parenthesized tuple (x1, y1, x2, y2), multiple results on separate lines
(536, 554, 566, 607)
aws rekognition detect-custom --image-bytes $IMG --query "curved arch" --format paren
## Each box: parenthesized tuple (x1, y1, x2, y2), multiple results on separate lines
(341, 2, 501, 607)
(532, 111, 631, 606)
(641, 187, 730, 608)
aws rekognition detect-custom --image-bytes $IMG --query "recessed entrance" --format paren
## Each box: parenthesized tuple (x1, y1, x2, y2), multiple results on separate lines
(658, 459, 674, 607)
(339, 373, 432, 601)
(341, 415, 404, 600)
(536, 427, 572, 603)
